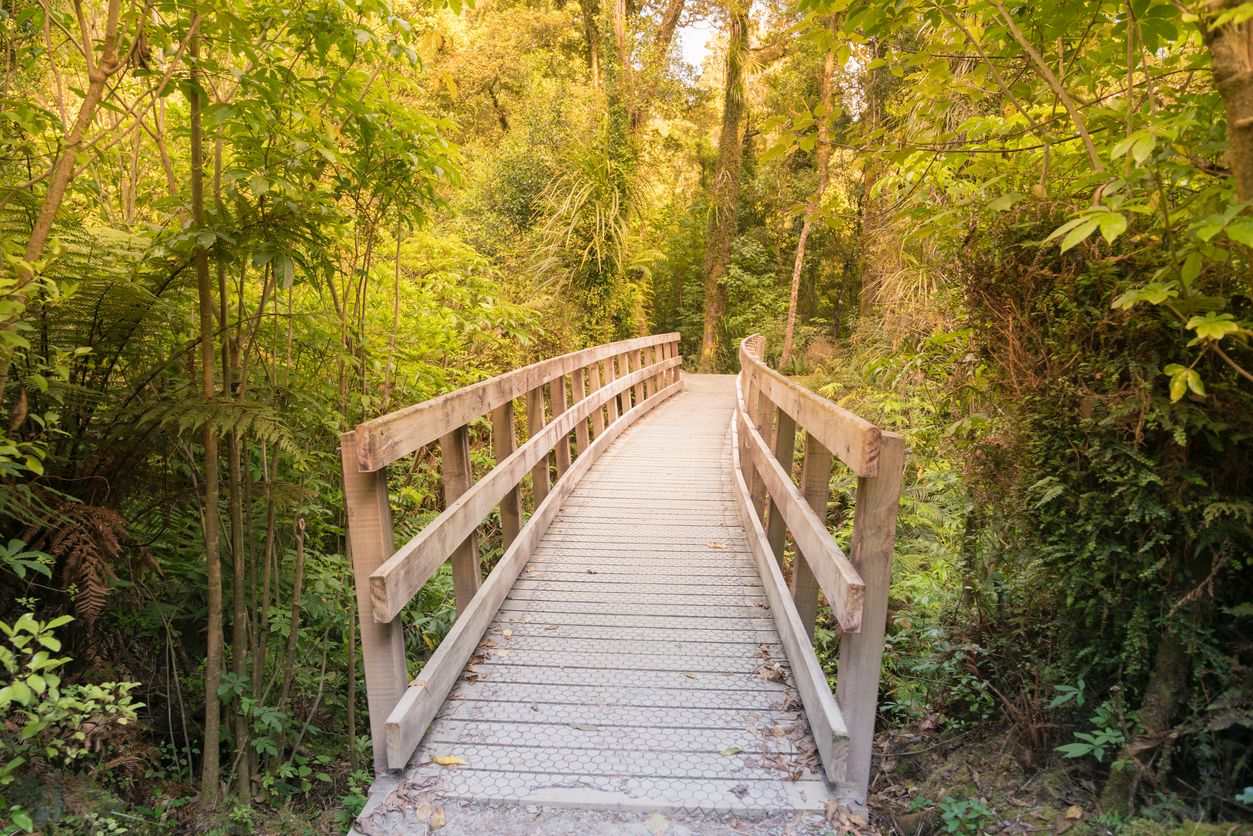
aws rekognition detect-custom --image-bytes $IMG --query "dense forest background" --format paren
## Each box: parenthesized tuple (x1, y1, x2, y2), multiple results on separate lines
(1, 0, 1250, 832)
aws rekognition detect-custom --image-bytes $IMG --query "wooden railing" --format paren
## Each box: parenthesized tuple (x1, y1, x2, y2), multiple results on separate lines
(732, 334, 904, 804)
(341, 334, 683, 772)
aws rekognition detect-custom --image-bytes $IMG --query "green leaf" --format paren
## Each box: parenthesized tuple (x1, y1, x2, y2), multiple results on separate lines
(988, 193, 1024, 212)
(1098, 213, 1127, 245)
(1225, 220, 1253, 247)
(1186, 312, 1240, 342)
(720, 746, 742, 756)
(1060, 218, 1100, 252)
(1112, 282, 1178, 309)
(11, 808, 33, 832)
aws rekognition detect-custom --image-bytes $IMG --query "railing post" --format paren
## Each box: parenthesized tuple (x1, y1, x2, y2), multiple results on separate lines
(622, 350, 637, 410)
(587, 362, 606, 437)
(836, 433, 905, 802)
(441, 425, 480, 614)
(605, 355, 622, 422)
(525, 386, 550, 505)
(632, 348, 647, 405)
(793, 434, 833, 638)
(490, 401, 523, 549)
(749, 376, 774, 519)
(644, 345, 658, 398)
(341, 434, 407, 774)
(550, 375, 572, 478)
(765, 407, 797, 567)
(570, 367, 590, 455)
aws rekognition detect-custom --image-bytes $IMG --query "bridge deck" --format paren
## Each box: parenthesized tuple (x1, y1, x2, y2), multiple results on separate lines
(367, 375, 834, 822)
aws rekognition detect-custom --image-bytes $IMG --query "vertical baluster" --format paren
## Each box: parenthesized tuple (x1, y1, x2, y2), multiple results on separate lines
(605, 355, 622, 422)
(765, 407, 797, 568)
(588, 361, 606, 437)
(571, 366, 590, 455)
(525, 385, 550, 505)
(792, 434, 832, 638)
(341, 434, 407, 773)
(632, 348, 647, 405)
(622, 350, 637, 410)
(441, 425, 480, 613)
(550, 375, 572, 479)
(491, 401, 522, 549)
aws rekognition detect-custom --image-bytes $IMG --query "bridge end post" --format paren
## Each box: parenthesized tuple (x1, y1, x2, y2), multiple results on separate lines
(341, 433, 409, 775)
(835, 432, 906, 802)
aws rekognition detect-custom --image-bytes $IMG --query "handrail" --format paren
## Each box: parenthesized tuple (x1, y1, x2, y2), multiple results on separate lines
(738, 336, 882, 477)
(342, 333, 683, 772)
(734, 334, 905, 805)
(353, 333, 677, 471)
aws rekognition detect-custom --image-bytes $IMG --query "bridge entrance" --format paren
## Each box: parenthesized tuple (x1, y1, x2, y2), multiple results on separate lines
(342, 336, 903, 828)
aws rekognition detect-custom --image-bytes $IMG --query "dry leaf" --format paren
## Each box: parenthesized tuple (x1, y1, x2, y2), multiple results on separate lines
(497, 649, 511, 658)
(706, 541, 727, 550)
(429, 754, 467, 766)
(502, 628, 513, 639)
(683, 672, 698, 680)
(1065, 805, 1084, 820)
(429, 806, 446, 830)
(644, 811, 668, 835)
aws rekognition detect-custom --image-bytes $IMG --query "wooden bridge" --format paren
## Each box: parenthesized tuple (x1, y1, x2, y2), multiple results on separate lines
(343, 334, 904, 831)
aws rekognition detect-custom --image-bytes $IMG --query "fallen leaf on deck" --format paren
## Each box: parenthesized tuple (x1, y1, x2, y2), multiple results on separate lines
(644, 811, 668, 835)
(429, 754, 467, 766)
(706, 541, 727, 550)
(730, 784, 749, 798)
(586, 569, 598, 574)
(502, 628, 513, 639)
(720, 746, 743, 756)
(497, 649, 511, 657)
(429, 806, 446, 830)
(682, 672, 698, 679)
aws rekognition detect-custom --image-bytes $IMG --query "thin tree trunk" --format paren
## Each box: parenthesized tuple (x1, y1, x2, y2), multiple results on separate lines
(190, 26, 225, 807)
(698, 0, 749, 372)
(0, 0, 126, 396)
(780, 21, 837, 368)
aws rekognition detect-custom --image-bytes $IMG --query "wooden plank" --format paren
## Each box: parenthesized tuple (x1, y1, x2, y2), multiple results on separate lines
(550, 375, 572, 478)
(369, 358, 682, 622)
(792, 435, 832, 638)
(354, 334, 679, 471)
(490, 402, 522, 550)
(636, 348, 646, 403)
(737, 375, 863, 632)
(605, 355, 621, 422)
(837, 431, 905, 804)
(382, 378, 684, 769)
(728, 408, 850, 787)
(340, 433, 408, 773)
(441, 426, 480, 614)
(749, 368, 775, 520)
(739, 336, 881, 477)
(765, 407, 797, 566)
(622, 350, 637, 411)
(587, 362, 606, 438)
(525, 385, 550, 507)
(571, 367, 590, 454)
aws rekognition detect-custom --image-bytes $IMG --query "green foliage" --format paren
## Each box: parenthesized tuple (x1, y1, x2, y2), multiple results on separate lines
(0, 614, 141, 833)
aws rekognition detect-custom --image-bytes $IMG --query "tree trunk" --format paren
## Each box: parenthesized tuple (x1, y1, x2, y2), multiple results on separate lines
(1098, 631, 1189, 813)
(190, 28, 226, 807)
(698, 1, 749, 372)
(1206, 3, 1253, 203)
(780, 20, 837, 368)
(0, 0, 126, 397)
